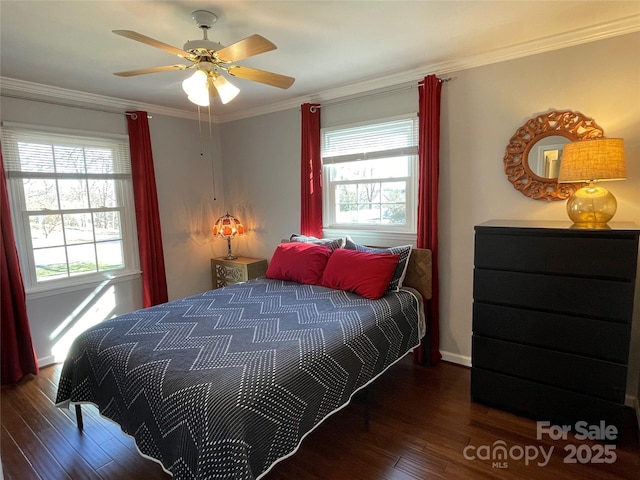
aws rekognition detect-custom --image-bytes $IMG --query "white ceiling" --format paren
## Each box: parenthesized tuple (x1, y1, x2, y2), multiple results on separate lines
(1, 1, 639, 122)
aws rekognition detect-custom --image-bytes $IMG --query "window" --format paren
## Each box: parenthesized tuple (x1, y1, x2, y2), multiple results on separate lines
(1, 124, 139, 292)
(321, 115, 418, 234)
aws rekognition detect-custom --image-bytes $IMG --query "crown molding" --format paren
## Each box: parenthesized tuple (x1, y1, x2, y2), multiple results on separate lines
(219, 15, 640, 122)
(0, 77, 207, 122)
(2, 15, 638, 124)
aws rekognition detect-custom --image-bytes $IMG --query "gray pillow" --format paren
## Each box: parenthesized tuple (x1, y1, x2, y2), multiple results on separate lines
(289, 234, 345, 251)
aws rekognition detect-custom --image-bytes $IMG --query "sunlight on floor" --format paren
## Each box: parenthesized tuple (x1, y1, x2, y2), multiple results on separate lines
(50, 281, 116, 362)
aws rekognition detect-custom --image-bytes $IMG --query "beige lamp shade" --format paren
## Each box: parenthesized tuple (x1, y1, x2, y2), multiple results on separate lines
(558, 138, 626, 183)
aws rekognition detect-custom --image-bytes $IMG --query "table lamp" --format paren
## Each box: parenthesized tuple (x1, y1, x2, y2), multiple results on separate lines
(212, 212, 245, 259)
(557, 138, 626, 228)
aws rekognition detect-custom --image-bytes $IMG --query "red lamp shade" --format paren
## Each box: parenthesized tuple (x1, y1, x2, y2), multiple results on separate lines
(213, 212, 245, 259)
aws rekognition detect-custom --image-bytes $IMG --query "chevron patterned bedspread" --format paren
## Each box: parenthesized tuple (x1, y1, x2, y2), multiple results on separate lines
(56, 277, 424, 479)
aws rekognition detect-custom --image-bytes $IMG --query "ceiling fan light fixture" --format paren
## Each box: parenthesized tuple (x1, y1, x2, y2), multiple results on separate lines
(182, 69, 207, 95)
(212, 75, 240, 104)
(182, 69, 210, 106)
(187, 93, 210, 107)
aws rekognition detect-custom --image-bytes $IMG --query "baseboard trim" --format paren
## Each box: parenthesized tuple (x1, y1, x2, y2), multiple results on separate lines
(440, 350, 471, 367)
(624, 393, 636, 408)
(38, 355, 56, 369)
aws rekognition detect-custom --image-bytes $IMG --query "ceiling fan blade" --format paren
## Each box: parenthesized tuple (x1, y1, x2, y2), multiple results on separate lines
(113, 65, 188, 77)
(227, 65, 295, 89)
(113, 30, 191, 58)
(216, 34, 276, 63)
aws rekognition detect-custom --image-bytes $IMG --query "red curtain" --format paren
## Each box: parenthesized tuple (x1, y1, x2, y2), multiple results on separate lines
(414, 75, 443, 365)
(1, 148, 39, 384)
(126, 111, 168, 308)
(300, 103, 323, 237)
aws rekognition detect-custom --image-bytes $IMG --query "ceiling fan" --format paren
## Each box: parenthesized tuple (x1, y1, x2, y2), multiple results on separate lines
(113, 9, 295, 106)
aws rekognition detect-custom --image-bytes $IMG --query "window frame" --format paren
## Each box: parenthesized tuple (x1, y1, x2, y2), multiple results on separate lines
(1, 122, 140, 295)
(321, 114, 418, 236)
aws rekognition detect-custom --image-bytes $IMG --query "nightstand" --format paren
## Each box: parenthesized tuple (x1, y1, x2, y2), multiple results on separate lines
(211, 256, 268, 289)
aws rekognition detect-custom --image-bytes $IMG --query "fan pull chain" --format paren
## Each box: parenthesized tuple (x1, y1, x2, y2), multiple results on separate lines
(208, 104, 217, 201)
(197, 105, 204, 156)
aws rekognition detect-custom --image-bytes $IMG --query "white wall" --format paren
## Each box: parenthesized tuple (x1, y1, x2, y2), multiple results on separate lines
(219, 109, 301, 260)
(219, 32, 640, 399)
(0, 98, 224, 365)
(147, 114, 227, 299)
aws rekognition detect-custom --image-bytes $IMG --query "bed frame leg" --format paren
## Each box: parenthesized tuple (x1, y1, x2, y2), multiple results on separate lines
(74, 404, 84, 432)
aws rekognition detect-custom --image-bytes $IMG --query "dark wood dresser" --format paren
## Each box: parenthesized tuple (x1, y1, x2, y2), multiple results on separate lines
(471, 220, 640, 429)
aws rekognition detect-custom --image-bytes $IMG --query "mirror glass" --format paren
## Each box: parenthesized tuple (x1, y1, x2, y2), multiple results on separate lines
(527, 135, 571, 179)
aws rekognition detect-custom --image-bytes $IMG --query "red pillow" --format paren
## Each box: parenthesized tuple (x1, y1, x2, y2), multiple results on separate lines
(266, 242, 332, 285)
(321, 249, 400, 300)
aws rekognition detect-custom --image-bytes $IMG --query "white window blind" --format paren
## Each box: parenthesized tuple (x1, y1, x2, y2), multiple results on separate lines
(2, 129, 131, 177)
(322, 116, 418, 164)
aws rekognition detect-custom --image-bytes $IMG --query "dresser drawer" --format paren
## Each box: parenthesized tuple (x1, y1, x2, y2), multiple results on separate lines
(474, 231, 638, 279)
(471, 368, 627, 428)
(473, 303, 631, 363)
(472, 336, 627, 403)
(473, 269, 633, 322)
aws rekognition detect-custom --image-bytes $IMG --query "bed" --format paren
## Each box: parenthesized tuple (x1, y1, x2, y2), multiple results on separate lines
(56, 242, 432, 480)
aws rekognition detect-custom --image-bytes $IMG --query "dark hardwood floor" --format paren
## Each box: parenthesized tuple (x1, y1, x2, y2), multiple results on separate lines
(2, 356, 638, 479)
